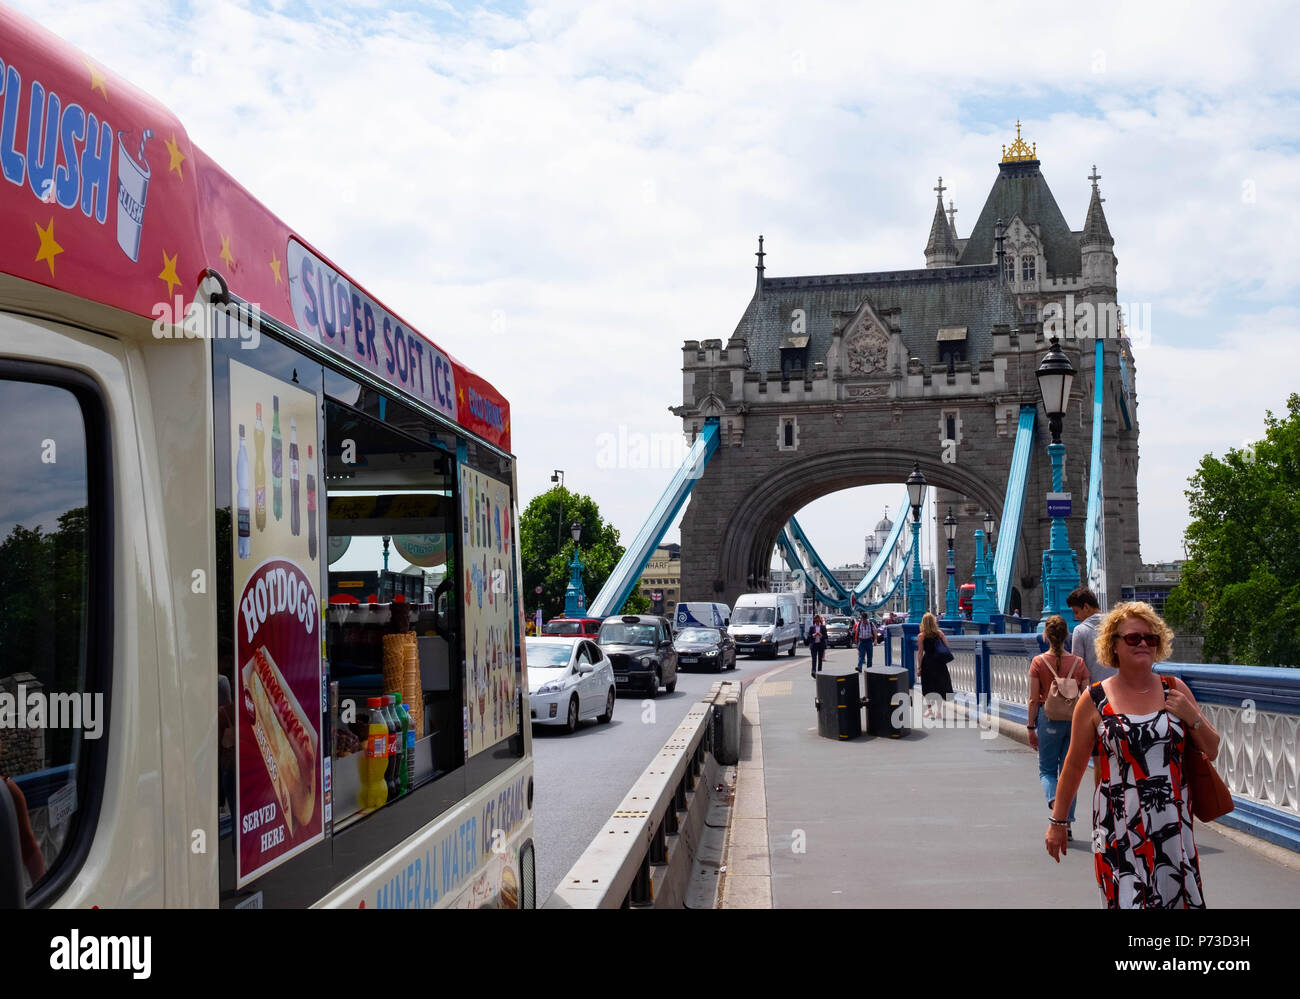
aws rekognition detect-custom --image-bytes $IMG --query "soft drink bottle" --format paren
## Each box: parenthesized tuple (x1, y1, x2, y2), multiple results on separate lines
(363, 698, 388, 809)
(236, 425, 251, 558)
(382, 695, 400, 800)
(271, 395, 283, 521)
(289, 418, 301, 536)
(394, 693, 413, 795)
(306, 444, 317, 561)
(254, 403, 266, 531)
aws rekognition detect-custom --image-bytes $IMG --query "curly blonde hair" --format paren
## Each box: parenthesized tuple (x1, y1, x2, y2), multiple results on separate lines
(919, 612, 940, 641)
(1094, 601, 1175, 668)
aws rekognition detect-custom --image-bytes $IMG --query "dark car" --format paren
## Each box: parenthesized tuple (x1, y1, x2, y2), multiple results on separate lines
(597, 615, 678, 698)
(825, 616, 855, 648)
(674, 627, 736, 673)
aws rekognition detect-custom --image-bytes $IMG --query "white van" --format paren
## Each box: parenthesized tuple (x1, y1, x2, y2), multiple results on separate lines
(673, 602, 731, 633)
(730, 593, 801, 658)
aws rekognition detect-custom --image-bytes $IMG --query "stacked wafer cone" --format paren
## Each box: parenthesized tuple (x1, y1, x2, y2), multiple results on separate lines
(403, 632, 424, 738)
(382, 634, 406, 698)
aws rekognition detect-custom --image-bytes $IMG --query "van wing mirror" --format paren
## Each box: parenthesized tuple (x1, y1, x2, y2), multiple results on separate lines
(0, 779, 28, 909)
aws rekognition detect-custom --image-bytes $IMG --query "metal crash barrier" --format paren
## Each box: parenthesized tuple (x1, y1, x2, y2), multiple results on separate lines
(545, 681, 740, 908)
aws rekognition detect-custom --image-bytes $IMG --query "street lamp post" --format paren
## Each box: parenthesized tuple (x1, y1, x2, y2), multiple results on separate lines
(906, 463, 928, 623)
(983, 510, 998, 611)
(943, 507, 958, 619)
(1035, 337, 1080, 622)
(564, 521, 587, 618)
(550, 469, 565, 551)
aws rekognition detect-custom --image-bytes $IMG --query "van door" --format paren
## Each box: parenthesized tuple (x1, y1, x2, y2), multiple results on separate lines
(0, 315, 170, 908)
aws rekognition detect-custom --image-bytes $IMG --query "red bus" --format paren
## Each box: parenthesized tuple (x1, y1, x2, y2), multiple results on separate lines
(0, 8, 533, 909)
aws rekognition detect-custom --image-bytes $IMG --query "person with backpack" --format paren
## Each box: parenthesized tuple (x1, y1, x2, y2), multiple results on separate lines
(855, 613, 881, 672)
(1026, 614, 1089, 838)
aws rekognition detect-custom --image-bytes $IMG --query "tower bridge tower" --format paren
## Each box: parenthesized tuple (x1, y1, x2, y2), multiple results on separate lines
(673, 123, 1141, 614)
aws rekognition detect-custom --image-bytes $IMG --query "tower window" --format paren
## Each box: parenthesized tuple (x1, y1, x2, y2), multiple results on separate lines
(1021, 255, 1036, 282)
(1023, 305, 1037, 324)
(784, 423, 794, 447)
(1003, 255, 1015, 282)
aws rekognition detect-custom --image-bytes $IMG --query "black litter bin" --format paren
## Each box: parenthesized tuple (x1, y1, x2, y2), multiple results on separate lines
(814, 672, 862, 740)
(864, 666, 910, 737)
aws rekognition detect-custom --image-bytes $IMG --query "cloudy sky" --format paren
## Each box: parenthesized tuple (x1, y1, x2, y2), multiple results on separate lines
(13, 0, 1299, 578)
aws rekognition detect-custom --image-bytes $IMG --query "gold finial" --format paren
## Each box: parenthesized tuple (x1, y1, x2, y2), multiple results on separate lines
(1001, 120, 1037, 162)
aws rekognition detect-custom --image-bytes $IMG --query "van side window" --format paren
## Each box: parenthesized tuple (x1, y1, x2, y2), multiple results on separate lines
(0, 373, 108, 904)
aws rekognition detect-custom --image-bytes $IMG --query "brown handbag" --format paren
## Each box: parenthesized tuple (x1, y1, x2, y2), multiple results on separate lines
(1160, 676, 1234, 821)
(1042, 653, 1084, 721)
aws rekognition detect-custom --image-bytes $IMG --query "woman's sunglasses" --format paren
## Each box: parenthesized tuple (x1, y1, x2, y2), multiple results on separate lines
(1120, 632, 1160, 647)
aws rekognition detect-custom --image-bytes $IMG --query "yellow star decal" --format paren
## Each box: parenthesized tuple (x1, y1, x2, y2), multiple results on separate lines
(269, 252, 283, 285)
(165, 135, 186, 179)
(158, 251, 181, 297)
(85, 59, 108, 100)
(34, 219, 64, 277)
(219, 235, 235, 270)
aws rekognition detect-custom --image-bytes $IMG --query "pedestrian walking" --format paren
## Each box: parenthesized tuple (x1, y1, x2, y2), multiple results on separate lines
(1066, 587, 1109, 682)
(915, 612, 954, 719)
(1045, 602, 1220, 909)
(808, 615, 828, 676)
(855, 613, 881, 672)
(1026, 615, 1089, 837)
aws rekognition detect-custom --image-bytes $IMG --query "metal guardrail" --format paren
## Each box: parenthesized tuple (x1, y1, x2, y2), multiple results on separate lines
(905, 630, 1300, 851)
(545, 682, 739, 908)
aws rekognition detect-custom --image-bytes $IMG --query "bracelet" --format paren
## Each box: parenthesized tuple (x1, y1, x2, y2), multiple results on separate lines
(1048, 818, 1069, 828)
(1026, 725, 1037, 730)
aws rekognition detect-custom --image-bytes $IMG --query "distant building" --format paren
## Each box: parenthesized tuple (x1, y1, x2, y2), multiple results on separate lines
(640, 545, 681, 616)
(1122, 561, 1201, 662)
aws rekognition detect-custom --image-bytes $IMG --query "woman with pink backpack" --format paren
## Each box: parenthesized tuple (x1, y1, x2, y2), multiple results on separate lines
(1026, 615, 1090, 839)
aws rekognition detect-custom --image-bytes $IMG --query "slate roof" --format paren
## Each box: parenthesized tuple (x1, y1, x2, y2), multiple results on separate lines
(957, 160, 1082, 276)
(734, 265, 1019, 373)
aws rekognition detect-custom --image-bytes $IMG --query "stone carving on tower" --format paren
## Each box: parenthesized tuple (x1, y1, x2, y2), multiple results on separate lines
(844, 317, 890, 376)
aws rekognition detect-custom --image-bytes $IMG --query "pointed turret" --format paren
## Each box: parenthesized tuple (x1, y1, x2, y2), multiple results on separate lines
(924, 177, 957, 268)
(755, 234, 766, 300)
(1080, 165, 1117, 294)
(1081, 166, 1114, 248)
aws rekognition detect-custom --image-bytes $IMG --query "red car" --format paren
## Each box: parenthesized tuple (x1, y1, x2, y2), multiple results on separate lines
(542, 617, 604, 639)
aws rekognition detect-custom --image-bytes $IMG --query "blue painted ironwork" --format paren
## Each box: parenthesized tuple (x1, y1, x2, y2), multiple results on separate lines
(851, 488, 912, 603)
(906, 515, 927, 623)
(971, 530, 993, 623)
(1040, 441, 1080, 621)
(563, 540, 587, 617)
(992, 405, 1037, 613)
(787, 514, 851, 600)
(1084, 338, 1109, 609)
(588, 418, 721, 618)
(776, 527, 849, 611)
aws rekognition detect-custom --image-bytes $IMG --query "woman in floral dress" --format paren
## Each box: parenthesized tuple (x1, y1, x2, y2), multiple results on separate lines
(1044, 602, 1221, 908)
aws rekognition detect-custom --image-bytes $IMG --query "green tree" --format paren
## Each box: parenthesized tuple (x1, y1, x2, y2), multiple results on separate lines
(519, 487, 649, 621)
(1165, 393, 1300, 667)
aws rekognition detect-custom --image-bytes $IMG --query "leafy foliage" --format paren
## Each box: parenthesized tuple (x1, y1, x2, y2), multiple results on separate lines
(519, 487, 649, 621)
(1165, 394, 1300, 666)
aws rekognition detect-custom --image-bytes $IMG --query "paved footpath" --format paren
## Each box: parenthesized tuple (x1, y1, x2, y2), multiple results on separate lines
(722, 647, 1300, 908)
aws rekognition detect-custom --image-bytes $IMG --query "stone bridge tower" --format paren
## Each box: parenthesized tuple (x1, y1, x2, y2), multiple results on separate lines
(674, 125, 1141, 614)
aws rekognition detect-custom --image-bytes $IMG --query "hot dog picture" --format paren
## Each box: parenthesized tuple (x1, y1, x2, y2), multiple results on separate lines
(242, 645, 317, 835)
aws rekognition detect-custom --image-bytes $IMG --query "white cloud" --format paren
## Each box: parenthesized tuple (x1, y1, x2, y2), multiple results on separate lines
(10, 0, 1299, 580)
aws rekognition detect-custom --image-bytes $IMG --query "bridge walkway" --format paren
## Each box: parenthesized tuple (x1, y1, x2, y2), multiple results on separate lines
(722, 647, 1300, 909)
